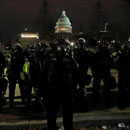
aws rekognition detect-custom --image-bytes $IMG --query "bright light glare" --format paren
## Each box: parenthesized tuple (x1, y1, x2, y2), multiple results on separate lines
(128, 37, 130, 42)
(112, 40, 115, 43)
(70, 42, 74, 46)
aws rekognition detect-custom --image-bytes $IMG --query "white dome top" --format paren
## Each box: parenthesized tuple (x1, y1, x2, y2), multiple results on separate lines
(55, 10, 72, 33)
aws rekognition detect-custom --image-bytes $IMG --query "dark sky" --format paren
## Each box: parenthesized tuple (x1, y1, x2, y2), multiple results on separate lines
(0, 0, 128, 41)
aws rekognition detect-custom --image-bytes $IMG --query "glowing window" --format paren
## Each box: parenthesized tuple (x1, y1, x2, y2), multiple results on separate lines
(21, 33, 39, 39)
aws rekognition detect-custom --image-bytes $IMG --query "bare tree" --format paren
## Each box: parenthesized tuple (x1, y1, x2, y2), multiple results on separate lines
(36, 0, 54, 40)
(90, 0, 107, 38)
(119, 0, 130, 39)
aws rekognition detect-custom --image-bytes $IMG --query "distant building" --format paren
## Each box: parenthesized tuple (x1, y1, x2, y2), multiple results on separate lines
(55, 10, 72, 38)
(18, 29, 39, 48)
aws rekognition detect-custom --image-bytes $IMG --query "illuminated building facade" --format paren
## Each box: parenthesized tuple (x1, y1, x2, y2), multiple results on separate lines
(19, 31, 39, 48)
(55, 10, 72, 37)
(20, 33, 39, 39)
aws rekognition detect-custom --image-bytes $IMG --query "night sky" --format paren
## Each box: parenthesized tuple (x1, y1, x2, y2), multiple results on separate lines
(0, 0, 128, 41)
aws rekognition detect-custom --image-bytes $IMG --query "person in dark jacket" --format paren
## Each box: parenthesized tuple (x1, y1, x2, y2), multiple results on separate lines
(8, 43, 26, 108)
(91, 43, 113, 108)
(73, 38, 91, 112)
(0, 51, 6, 111)
(38, 39, 78, 130)
(117, 43, 130, 109)
(24, 44, 40, 109)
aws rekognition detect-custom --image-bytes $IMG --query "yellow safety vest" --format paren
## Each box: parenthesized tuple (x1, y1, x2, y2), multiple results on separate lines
(23, 59, 30, 74)
(20, 59, 30, 80)
(4, 67, 7, 76)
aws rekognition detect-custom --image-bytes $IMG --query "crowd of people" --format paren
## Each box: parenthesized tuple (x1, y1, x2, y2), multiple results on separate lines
(0, 38, 130, 130)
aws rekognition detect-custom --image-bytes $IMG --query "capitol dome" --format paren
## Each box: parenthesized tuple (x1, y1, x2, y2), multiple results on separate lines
(55, 10, 72, 33)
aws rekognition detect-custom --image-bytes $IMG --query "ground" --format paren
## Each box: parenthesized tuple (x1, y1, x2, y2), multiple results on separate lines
(1, 68, 130, 130)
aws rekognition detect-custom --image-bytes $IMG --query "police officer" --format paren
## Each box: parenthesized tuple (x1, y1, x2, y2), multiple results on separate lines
(117, 43, 130, 109)
(91, 42, 113, 108)
(36, 41, 50, 64)
(38, 39, 78, 130)
(73, 38, 91, 112)
(25, 44, 40, 109)
(76, 38, 91, 89)
(0, 51, 6, 111)
(8, 43, 26, 108)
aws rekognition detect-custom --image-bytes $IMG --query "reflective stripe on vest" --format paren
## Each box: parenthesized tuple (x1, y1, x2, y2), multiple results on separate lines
(23, 59, 30, 74)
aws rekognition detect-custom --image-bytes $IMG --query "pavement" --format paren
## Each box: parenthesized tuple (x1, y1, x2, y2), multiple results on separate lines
(0, 69, 129, 130)
(0, 106, 130, 130)
(0, 93, 130, 130)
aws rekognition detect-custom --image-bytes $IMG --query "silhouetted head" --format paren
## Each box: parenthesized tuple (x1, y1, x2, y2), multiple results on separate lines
(13, 43, 23, 54)
(54, 38, 70, 58)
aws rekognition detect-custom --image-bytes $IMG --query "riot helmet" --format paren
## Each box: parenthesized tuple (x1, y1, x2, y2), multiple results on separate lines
(77, 37, 86, 49)
(28, 44, 36, 52)
(54, 39, 71, 58)
(78, 37, 86, 44)
(28, 43, 37, 58)
(39, 42, 50, 54)
(13, 43, 23, 54)
(14, 43, 22, 50)
(121, 42, 130, 53)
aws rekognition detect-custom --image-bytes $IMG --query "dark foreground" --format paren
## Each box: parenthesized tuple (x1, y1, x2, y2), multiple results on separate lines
(5, 125, 130, 130)
(19, 123, 130, 130)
